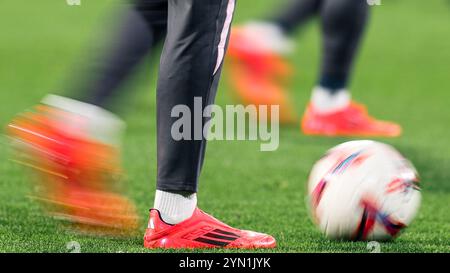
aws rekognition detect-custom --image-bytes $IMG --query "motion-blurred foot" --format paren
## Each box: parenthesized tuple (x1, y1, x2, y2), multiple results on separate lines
(227, 23, 297, 124)
(7, 95, 138, 235)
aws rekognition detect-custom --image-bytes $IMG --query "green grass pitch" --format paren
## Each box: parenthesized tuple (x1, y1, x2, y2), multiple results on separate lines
(0, 0, 449, 253)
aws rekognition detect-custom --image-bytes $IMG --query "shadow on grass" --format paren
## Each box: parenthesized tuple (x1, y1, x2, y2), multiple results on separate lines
(396, 144, 450, 193)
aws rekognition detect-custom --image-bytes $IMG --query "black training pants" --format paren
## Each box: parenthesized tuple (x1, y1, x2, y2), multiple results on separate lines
(156, 0, 236, 192)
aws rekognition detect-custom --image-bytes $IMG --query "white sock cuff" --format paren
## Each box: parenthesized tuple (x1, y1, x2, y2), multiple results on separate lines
(42, 94, 125, 146)
(311, 86, 351, 114)
(154, 190, 197, 225)
(241, 21, 294, 54)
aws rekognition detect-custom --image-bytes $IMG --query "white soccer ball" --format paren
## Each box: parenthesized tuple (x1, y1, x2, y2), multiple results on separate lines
(307, 140, 421, 241)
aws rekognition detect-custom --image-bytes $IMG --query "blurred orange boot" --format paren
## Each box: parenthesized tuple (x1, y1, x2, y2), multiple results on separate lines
(301, 101, 402, 137)
(7, 95, 139, 235)
(227, 25, 297, 124)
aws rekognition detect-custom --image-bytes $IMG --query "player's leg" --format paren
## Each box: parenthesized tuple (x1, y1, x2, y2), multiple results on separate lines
(144, 0, 275, 249)
(154, 0, 233, 218)
(318, 0, 367, 94)
(271, 0, 321, 35)
(302, 0, 402, 137)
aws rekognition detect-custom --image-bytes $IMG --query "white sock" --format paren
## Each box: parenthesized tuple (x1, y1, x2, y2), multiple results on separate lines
(42, 94, 125, 146)
(240, 21, 294, 54)
(153, 190, 197, 225)
(310, 86, 351, 114)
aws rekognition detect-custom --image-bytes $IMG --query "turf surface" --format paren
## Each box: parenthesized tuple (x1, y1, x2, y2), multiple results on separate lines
(0, 0, 449, 253)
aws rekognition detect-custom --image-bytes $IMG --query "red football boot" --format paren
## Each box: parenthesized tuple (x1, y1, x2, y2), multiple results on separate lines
(144, 208, 276, 249)
(301, 101, 402, 137)
(227, 27, 297, 124)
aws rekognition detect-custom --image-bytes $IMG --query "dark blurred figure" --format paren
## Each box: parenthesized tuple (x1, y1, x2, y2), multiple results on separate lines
(8, 0, 167, 235)
(68, 0, 167, 109)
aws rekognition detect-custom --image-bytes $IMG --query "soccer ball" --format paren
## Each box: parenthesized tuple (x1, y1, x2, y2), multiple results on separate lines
(307, 140, 421, 241)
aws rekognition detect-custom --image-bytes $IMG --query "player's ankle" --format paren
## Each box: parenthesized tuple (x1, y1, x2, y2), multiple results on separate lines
(153, 190, 197, 224)
(41, 94, 125, 146)
(310, 86, 351, 114)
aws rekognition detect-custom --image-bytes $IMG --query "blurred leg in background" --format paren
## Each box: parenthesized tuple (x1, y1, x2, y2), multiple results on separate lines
(228, 0, 401, 137)
(69, 0, 167, 109)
